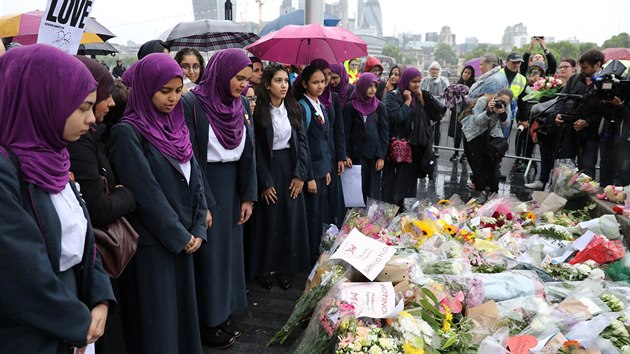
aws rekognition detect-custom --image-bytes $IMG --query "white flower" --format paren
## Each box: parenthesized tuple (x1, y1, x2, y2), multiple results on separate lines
(589, 268, 605, 279)
(576, 263, 591, 275)
(378, 338, 394, 350)
(583, 260, 598, 268)
(451, 262, 465, 275)
(368, 345, 383, 354)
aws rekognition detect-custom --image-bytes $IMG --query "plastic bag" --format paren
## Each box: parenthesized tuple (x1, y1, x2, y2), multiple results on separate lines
(605, 255, 630, 281)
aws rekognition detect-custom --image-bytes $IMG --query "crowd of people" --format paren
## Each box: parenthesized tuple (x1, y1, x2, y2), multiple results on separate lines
(1, 35, 629, 354)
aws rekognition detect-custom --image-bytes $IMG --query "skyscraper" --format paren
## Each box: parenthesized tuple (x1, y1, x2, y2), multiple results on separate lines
(193, 0, 239, 21)
(355, 0, 382, 37)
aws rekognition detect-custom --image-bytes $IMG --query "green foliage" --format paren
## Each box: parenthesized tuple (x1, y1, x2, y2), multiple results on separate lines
(434, 43, 458, 67)
(602, 33, 630, 49)
(463, 44, 506, 62)
(578, 42, 599, 55)
(382, 44, 403, 63)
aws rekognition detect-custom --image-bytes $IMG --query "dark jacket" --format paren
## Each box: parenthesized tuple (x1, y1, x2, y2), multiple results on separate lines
(521, 51, 557, 76)
(107, 123, 208, 252)
(68, 125, 135, 227)
(255, 113, 310, 191)
(554, 73, 604, 138)
(182, 92, 257, 205)
(299, 97, 332, 180)
(343, 100, 389, 160)
(0, 155, 115, 352)
(326, 93, 347, 163)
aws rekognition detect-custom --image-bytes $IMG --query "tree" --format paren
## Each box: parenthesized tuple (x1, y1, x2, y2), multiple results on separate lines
(547, 41, 580, 61)
(463, 44, 505, 61)
(602, 33, 630, 49)
(434, 43, 458, 67)
(382, 44, 402, 63)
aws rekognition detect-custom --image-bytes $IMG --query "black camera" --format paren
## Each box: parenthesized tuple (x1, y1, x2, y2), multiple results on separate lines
(592, 60, 630, 100)
(494, 99, 505, 109)
(555, 93, 584, 123)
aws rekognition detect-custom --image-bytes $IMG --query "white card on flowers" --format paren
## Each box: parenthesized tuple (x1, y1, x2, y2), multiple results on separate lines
(339, 282, 397, 318)
(331, 228, 396, 281)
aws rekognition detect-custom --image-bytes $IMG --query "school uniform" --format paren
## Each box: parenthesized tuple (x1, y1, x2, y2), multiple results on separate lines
(326, 92, 347, 227)
(343, 100, 389, 200)
(107, 123, 207, 354)
(0, 156, 114, 354)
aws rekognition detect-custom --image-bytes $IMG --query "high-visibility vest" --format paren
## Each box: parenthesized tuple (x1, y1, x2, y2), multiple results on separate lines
(500, 68, 527, 99)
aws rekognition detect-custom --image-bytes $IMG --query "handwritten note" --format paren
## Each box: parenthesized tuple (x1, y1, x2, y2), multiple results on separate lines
(340, 282, 396, 318)
(331, 228, 396, 281)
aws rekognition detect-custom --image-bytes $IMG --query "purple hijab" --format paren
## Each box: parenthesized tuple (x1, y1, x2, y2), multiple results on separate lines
(310, 58, 333, 109)
(0, 44, 96, 193)
(193, 48, 251, 150)
(75, 55, 115, 104)
(350, 73, 380, 116)
(398, 67, 423, 108)
(330, 63, 352, 107)
(121, 53, 193, 163)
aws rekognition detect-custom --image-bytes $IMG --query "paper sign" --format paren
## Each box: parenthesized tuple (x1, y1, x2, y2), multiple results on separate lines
(331, 228, 396, 281)
(340, 165, 365, 207)
(507, 335, 538, 354)
(471, 216, 481, 226)
(578, 218, 600, 230)
(340, 282, 396, 318)
(38, 0, 96, 54)
(572, 230, 596, 251)
(551, 249, 575, 264)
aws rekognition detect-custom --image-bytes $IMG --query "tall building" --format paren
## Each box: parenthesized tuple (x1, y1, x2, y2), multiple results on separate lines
(355, 0, 382, 37)
(425, 32, 438, 42)
(193, 0, 238, 21)
(438, 26, 455, 46)
(501, 23, 528, 50)
(280, 0, 294, 14)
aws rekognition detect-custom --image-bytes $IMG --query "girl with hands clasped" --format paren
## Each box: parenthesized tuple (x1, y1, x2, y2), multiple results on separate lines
(294, 65, 333, 265)
(247, 64, 311, 291)
(0, 44, 114, 354)
(107, 53, 207, 354)
(182, 48, 257, 349)
(343, 73, 390, 201)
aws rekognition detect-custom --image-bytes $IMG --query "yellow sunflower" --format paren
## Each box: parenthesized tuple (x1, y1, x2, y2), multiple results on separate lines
(443, 224, 457, 235)
(526, 211, 536, 222)
(402, 342, 425, 354)
(437, 199, 451, 206)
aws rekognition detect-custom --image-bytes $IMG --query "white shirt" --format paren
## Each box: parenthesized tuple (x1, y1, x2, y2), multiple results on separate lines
(179, 161, 191, 184)
(50, 182, 87, 272)
(270, 101, 292, 150)
(304, 95, 325, 124)
(207, 124, 246, 162)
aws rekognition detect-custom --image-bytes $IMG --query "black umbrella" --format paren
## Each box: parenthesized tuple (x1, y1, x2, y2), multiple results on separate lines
(159, 19, 259, 51)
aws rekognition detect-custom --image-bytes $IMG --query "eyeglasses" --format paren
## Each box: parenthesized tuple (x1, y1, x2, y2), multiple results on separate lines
(181, 64, 201, 72)
(247, 96, 257, 103)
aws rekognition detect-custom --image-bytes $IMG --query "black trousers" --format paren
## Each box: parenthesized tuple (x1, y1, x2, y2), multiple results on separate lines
(464, 133, 501, 193)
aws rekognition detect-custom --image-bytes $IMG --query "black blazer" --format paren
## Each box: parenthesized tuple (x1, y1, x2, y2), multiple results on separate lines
(68, 125, 135, 227)
(299, 97, 331, 180)
(0, 155, 115, 351)
(255, 111, 310, 191)
(182, 92, 257, 205)
(343, 100, 389, 160)
(107, 123, 208, 252)
(328, 92, 347, 162)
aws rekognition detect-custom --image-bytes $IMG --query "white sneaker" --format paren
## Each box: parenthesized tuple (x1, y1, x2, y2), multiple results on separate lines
(524, 180, 544, 190)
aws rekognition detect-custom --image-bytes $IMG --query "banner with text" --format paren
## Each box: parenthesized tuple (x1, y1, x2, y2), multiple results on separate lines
(38, 0, 96, 54)
(331, 228, 396, 281)
(340, 282, 398, 318)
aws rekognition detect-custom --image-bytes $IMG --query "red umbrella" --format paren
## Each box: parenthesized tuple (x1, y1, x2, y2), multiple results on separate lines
(602, 48, 630, 61)
(245, 24, 367, 65)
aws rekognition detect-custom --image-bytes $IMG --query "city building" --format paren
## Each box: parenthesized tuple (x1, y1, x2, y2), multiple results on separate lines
(501, 23, 528, 50)
(438, 26, 455, 46)
(425, 32, 438, 43)
(192, 0, 239, 20)
(355, 0, 383, 37)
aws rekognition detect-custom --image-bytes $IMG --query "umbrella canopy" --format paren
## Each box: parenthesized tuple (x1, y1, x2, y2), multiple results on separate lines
(0, 10, 115, 45)
(259, 9, 341, 36)
(602, 48, 630, 61)
(159, 19, 259, 51)
(245, 24, 367, 65)
(77, 42, 118, 56)
(463, 57, 481, 78)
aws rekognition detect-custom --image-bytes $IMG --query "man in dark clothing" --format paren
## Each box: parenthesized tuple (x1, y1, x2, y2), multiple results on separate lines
(553, 49, 606, 179)
(112, 59, 126, 78)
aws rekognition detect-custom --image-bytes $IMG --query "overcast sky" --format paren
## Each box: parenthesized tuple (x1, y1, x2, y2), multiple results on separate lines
(3, 0, 629, 46)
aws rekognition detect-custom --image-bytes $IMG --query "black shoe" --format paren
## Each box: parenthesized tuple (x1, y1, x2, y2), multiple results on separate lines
(477, 191, 489, 204)
(219, 318, 241, 339)
(459, 155, 467, 163)
(449, 153, 459, 162)
(201, 327, 235, 349)
(257, 272, 275, 289)
(499, 174, 507, 181)
(277, 274, 292, 290)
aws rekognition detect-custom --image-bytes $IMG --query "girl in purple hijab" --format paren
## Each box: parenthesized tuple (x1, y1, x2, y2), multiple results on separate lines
(107, 53, 208, 354)
(330, 63, 353, 107)
(183, 48, 257, 349)
(0, 44, 114, 354)
(343, 73, 389, 201)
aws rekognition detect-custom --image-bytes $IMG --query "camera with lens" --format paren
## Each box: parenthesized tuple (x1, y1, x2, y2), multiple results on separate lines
(555, 93, 584, 124)
(592, 60, 630, 100)
(494, 99, 505, 109)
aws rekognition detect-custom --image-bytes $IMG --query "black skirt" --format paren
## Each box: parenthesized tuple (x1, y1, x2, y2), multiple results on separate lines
(247, 149, 310, 276)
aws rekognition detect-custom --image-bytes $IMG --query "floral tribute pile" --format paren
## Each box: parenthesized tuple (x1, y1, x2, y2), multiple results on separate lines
(268, 192, 630, 354)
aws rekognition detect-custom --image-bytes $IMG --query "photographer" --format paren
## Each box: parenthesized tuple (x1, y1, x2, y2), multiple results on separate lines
(600, 87, 630, 185)
(553, 49, 605, 180)
(461, 88, 514, 202)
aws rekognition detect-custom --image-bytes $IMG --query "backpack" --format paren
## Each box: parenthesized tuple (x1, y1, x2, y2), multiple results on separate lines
(298, 99, 312, 129)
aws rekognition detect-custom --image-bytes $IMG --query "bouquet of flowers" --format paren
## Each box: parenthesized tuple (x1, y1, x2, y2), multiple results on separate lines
(292, 298, 357, 354)
(542, 260, 605, 281)
(522, 75, 564, 102)
(335, 320, 401, 354)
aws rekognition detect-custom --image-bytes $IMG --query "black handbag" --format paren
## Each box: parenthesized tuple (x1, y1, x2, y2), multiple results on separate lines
(486, 135, 509, 160)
